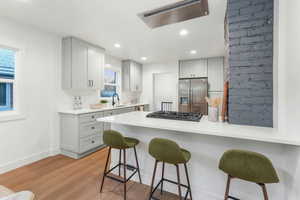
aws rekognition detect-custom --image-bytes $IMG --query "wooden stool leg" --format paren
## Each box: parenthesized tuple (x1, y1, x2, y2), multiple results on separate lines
(224, 175, 231, 200)
(123, 149, 127, 200)
(176, 164, 183, 200)
(184, 163, 193, 200)
(100, 147, 111, 193)
(149, 160, 158, 200)
(118, 149, 122, 176)
(260, 183, 269, 200)
(161, 162, 165, 195)
(134, 147, 142, 184)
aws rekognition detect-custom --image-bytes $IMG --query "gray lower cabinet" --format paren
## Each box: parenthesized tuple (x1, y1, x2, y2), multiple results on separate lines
(60, 105, 146, 159)
(60, 112, 104, 159)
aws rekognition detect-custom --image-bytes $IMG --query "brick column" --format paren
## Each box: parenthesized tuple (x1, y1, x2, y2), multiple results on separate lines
(227, 0, 273, 127)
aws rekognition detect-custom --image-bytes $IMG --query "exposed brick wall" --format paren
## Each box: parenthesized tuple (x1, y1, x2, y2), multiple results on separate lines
(227, 0, 273, 127)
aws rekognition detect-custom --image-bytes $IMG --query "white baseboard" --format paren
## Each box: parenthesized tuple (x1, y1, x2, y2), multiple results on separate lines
(0, 148, 60, 174)
(49, 148, 61, 156)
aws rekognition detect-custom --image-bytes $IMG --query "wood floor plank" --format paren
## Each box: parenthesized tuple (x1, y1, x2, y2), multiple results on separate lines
(0, 148, 184, 200)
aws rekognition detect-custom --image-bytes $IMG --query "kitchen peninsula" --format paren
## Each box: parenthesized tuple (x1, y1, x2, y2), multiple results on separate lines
(97, 111, 300, 199)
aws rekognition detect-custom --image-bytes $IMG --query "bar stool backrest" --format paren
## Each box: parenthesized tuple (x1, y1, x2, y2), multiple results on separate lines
(219, 149, 279, 184)
(149, 138, 186, 164)
(103, 130, 127, 149)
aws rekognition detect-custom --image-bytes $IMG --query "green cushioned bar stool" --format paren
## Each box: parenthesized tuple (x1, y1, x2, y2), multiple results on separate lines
(100, 130, 142, 200)
(148, 138, 192, 200)
(219, 149, 279, 200)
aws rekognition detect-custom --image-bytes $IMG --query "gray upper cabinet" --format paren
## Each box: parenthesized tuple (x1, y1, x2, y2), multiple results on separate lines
(122, 60, 143, 92)
(207, 57, 224, 92)
(179, 59, 208, 78)
(62, 37, 104, 90)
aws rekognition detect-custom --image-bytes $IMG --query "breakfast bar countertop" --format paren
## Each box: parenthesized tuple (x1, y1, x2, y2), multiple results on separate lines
(97, 111, 300, 146)
(58, 103, 149, 115)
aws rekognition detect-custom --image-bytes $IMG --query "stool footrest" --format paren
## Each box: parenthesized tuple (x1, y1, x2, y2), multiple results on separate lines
(149, 178, 191, 200)
(104, 162, 138, 183)
(228, 196, 240, 200)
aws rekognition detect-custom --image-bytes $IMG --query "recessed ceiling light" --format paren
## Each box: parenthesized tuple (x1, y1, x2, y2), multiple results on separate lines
(114, 43, 121, 48)
(190, 50, 197, 55)
(141, 57, 147, 61)
(179, 29, 189, 36)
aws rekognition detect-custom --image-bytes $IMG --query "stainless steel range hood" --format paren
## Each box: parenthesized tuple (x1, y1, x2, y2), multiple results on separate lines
(138, 0, 209, 29)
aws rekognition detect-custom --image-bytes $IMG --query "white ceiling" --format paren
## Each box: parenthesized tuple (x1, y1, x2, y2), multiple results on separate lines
(0, 0, 227, 64)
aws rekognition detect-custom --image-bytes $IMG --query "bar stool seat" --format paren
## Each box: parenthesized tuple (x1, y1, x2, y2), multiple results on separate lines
(148, 138, 193, 200)
(100, 130, 142, 200)
(124, 137, 139, 148)
(180, 149, 191, 163)
(219, 149, 279, 200)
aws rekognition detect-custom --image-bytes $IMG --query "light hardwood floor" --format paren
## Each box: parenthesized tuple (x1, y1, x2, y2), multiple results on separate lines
(0, 148, 182, 200)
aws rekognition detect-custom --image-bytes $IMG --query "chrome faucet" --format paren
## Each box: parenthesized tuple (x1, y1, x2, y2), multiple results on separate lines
(112, 93, 120, 107)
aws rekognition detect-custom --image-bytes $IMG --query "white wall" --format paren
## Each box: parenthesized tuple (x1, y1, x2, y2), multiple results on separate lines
(0, 17, 62, 173)
(280, 1, 300, 199)
(0, 17, 144, 173)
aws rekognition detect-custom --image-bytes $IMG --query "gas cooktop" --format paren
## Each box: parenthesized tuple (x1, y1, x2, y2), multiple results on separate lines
(146, 111, 203, 122)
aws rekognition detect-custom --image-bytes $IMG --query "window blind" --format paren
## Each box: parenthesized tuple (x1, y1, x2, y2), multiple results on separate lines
(0, 49, 15, 79)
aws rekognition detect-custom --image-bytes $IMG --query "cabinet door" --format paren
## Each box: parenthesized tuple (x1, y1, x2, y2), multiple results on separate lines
(130, 62, 136, 91)
(208, 57, 224, 92)
(179, 61, 192, 78)
(179, 59, 208, 78)
(135, 63, 143, 92)
(103, 110, 114, 131)
(193, 59, 208, 77)
(122, 61, 131, 91)
(71, 39, 88, 89)
(87, 47, 104, 89)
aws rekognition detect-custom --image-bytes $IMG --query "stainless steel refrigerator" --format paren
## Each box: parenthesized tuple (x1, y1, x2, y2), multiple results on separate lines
(178, 78, 208, 115)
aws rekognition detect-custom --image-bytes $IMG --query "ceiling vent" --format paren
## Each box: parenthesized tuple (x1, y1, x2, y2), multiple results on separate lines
(138, 0, 209, 29)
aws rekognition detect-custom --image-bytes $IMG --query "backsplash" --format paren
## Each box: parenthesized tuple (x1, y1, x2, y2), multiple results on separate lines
(58, 90, 141, 111)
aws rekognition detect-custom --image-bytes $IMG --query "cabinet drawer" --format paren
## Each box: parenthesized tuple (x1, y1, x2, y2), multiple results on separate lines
(103, 110, 114, 117)
(79, 134, 102, 153)
(79, 122, 103, 138)
(79, 112, 103, 124)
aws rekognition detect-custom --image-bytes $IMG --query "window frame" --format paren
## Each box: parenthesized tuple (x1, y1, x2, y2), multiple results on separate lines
(0, 45, 25, 122)
(0, 78, 14, 111)
(100, 65, 121, 98)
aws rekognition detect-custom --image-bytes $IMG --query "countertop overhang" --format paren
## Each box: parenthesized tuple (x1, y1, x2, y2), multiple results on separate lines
(97, 111, 300, 146)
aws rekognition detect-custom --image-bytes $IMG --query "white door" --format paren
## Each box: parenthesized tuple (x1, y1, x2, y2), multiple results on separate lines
(71, 39, 88, 89)
(153, 73, 178, 111)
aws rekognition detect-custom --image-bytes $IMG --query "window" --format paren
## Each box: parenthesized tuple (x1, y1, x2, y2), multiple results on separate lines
(0, 48, 15, 111)
(101, 67, 120, 97)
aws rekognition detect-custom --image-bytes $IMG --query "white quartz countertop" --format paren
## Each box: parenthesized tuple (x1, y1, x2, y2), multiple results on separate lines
(58, 103, 149, 115)
(97, 111, 300, 146)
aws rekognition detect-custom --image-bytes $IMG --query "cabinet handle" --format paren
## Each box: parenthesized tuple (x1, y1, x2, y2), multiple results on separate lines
(91, 80, 94, 87)
(91, 116, 95, 119)
(91, 140, 95, 144)
(91, 127, 95, 130)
